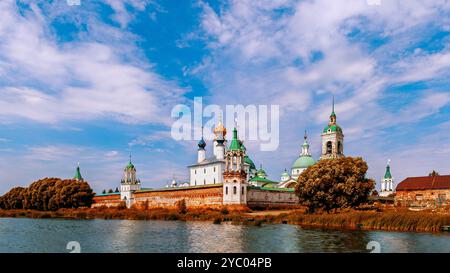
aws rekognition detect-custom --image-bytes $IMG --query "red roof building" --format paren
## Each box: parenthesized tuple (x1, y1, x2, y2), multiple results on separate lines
(396, 175, 450, 191)
(395, 175, 450, 208)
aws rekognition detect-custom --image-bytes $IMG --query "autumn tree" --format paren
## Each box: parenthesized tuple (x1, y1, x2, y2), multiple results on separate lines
(0, 178, 94, 211)
(295, 157, 375, 213)
(0, 187, 27, 210)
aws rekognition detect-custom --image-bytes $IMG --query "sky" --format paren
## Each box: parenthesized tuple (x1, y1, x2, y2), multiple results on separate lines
(0, 0, 450, 194)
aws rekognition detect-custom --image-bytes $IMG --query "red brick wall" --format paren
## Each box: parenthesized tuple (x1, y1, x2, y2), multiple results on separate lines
(395, 189, 450, 207)
(92, 194, 123, 208)
(132, 186, 223, 209)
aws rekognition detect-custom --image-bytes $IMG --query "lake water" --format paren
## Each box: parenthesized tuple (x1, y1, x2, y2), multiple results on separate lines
(0, 218, 449, 253)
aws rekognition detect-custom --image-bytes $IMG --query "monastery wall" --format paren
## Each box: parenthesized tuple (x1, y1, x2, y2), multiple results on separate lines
(247, 187, 299, 208)
(92, 194, 123, 208)
(132, 185, 223, 209)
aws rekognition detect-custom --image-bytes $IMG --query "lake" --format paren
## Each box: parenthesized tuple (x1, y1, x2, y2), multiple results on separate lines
(0, 218, 449, 253)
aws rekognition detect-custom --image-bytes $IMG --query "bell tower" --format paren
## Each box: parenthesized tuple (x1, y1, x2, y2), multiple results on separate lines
(321, 97, 344, 159)
(223, 127, 247, 205)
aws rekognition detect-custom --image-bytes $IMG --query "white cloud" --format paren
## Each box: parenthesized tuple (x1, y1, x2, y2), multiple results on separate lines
(0, 1, 186, 125)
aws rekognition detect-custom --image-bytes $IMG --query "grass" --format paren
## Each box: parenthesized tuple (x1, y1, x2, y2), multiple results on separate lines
(1, 207, 450, 233)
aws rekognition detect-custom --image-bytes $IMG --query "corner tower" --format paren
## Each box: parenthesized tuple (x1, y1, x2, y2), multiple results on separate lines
(120, 156, 141, 207)
(321, 97, 344, 159)
(223, 127, 247, 205)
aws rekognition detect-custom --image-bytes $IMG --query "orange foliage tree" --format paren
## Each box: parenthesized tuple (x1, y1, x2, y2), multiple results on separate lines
(295, 157, 375, 213)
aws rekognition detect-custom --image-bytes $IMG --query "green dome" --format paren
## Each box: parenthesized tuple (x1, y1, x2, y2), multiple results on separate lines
(126, 161, 135, 170)
(323, 124, 343, 134)
(292, 155, 315, 169)
(256, 166, 267, 178)
(281, 169, 290, 177)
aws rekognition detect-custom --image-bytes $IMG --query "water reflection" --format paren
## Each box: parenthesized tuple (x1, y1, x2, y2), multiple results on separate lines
(0, 218, 449, 253)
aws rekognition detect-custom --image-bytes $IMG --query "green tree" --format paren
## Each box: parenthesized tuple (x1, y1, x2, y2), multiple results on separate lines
(102, 189, 106, 194)
(295, 157, 375, 213)
(115, 187, 119, 193)
(108, 189, 113, 193)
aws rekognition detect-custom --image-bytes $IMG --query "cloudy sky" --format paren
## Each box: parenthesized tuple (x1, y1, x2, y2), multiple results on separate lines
(0, 0, 449, 194)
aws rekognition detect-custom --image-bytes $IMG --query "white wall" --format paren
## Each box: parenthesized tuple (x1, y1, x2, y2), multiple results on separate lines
(189, 162, 225, 186)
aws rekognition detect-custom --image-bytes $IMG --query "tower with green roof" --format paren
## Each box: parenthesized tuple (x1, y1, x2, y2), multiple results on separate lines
(380, 160, 394, 197)
(223, 127, 247, 205)
(320, 97, 344, 159)
(74, 163, 84, 182)
(120, 155, 141, 207)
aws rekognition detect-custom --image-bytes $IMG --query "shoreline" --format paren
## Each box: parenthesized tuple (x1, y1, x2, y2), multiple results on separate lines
(1, 208, 450, 234)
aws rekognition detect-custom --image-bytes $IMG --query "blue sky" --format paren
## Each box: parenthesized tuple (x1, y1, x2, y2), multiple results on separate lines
(1, 0, 450, 194)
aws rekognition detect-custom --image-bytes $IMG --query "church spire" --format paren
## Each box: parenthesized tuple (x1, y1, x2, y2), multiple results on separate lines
(301, 130, 311, 156)
(74, 162, 83, 182)
(384, 159, 392, 179)
(330, 96, 336, 125)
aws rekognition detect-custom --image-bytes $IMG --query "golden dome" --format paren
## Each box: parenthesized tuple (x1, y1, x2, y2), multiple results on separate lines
(213, 113, 227, 139)
(214, 121, 227, 138)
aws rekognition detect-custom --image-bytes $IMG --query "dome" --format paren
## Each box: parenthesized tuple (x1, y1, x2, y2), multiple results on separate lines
(323, 124, 343, 134)
(281, 169, 290, 178)
(125, 161, 135, 170)
(198, 137, 206, 149)
(256, 167, 267, 178)
(213, 120, 227, 138)
(292, 155, 315, 169)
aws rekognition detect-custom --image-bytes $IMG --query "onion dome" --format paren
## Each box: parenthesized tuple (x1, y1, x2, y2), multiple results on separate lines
(292, 131, 315, 169)
(125, 156, 135, 170)
(323, 96, 343, 134)
(256, 165, 267, 178)
(213, 113, 227, 140)
(281, 169, 290, 178)
(198, 137, 206, 149)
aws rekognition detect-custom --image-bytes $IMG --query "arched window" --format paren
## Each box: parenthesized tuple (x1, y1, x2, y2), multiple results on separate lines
(204, 179, 206, 185)
(233, 186, 237, 195)
(338, 141, 342, 154)
(326, 141, 332, 154)
(241, 186, 244, 195)
(214, 178, 216, 184)
(204, 169, 206, 174)
(225, 186, 228, 195)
